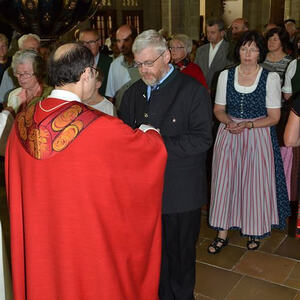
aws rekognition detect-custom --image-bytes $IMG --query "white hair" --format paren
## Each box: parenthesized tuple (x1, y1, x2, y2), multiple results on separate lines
(132, 29, 167, 54)
(12, 49, 40, 73)
(18, 33, 40, 50)
(171, 34, 192, 54)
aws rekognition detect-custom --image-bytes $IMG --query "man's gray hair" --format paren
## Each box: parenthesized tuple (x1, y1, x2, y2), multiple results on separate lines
(132, 29, 167, 54)
(18, 33, 40, 50)
(171, 34, 192, 54)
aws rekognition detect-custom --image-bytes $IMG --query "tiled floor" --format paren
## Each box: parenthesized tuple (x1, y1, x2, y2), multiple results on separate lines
(196, 212, 300, 300)
(1, 158, 300, 300)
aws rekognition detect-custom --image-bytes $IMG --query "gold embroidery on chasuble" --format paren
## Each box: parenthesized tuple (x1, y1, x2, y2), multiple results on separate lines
(15, 102, 101, 159)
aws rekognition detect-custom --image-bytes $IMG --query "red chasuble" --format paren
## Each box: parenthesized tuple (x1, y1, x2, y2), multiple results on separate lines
(5, 99, 167, 300)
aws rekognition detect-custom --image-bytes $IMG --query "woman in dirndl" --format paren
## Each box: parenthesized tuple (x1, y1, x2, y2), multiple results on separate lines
(208, 30, 290, 253)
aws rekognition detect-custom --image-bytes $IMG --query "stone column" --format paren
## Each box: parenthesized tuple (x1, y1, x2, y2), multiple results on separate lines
(285, 0, 300, 27)
(243, 0, 271, 31)
(161, 0, 200, 40)
(143, 0, 162, 31)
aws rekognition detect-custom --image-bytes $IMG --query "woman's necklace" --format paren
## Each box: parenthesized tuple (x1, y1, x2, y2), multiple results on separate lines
(238, 65, 260, 76)
(38, 100, 69, 112)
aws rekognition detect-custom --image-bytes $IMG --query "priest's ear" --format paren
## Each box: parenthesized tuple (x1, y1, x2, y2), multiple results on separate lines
(80, 67, 92, 82)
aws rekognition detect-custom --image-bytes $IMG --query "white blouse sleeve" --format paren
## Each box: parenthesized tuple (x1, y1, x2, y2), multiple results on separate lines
(0, 110, 10, 139)
(282, 59, 297, 94)
(266, 72, 281, 108)
(214, 69, 228, 106)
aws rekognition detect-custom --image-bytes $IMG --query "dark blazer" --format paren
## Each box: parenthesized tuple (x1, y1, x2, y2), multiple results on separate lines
(120, 70, 213, 214)
(195, 40, 231, 88)
(96, 53, 113, 97)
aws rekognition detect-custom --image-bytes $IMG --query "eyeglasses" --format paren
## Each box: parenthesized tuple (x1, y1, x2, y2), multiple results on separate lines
(169, 46, 185, 51)
(14, 72, 35, 79)
(134, 51, 165, 68)
(240, 47, 259, 53)
(79, 38, 100, 46)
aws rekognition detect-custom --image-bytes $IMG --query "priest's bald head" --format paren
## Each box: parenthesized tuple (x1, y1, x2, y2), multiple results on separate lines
(48, 43, 97, 100)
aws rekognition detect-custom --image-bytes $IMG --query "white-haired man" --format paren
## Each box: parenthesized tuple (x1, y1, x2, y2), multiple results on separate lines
(120, 29, 213, 300)
(0, 33, 40, 103)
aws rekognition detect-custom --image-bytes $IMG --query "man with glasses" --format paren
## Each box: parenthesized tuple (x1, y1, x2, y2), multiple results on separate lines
(105, 24, 140, 111)
(120, 30, 213, 300)
(78, 29, 112, 97)
(6, 42, 167, 299)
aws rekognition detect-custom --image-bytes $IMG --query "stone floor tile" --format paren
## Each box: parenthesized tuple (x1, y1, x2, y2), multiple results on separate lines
(196, 239, 246, 270)
(275, 236, 300, 260)
(227, 230, 248, 247)
(294, 292, 300, 300)
(197, 237, 204, 246)
(260, 231, 287, 254)
(195, 262, 241, 300)
(195, 293, 214, 300)
(233, 251, 297, 284)
(284, 262, 300, 290)
(199, 217, 216, 240)
(226, 276, 297, 300)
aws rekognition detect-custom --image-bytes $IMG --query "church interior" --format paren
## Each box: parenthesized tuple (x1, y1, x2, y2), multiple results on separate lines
(0, 0, 300, 299)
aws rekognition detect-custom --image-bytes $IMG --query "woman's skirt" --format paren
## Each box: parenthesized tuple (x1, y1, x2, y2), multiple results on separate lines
(209, 119, 287, 237)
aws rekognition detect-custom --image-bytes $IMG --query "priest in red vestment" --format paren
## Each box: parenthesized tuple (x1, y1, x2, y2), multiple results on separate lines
(5, 43, 167, 300)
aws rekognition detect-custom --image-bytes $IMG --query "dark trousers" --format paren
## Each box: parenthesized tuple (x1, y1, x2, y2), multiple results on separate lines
(159, 209, 201, 300)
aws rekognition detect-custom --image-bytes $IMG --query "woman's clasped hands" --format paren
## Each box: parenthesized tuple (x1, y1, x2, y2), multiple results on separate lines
(225, 120, 249, 134)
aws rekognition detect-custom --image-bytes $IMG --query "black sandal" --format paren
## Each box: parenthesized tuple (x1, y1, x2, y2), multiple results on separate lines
(207, 237, 229, 254)
(247, 237, 260, 250)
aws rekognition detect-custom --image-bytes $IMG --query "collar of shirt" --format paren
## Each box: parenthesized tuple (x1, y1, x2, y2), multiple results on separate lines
(94, 52, 100, 66)
(48, 89, 81, 102)
(209, 39, 223, 67)
(147, 64, 174, 100)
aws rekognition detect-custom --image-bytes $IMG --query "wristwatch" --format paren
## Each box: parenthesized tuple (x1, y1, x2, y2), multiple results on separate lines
(247, 121, 254, 129)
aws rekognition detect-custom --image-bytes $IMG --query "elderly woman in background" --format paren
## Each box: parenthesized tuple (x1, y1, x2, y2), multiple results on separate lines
(7, 49, 52, 113)
(169, 34, 208, 88)
(208, 31, 290, 253)
(1, 50, 52, 153)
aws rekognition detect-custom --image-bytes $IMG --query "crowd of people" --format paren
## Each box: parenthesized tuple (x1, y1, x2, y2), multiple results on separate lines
(0, 15, 299, 300)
